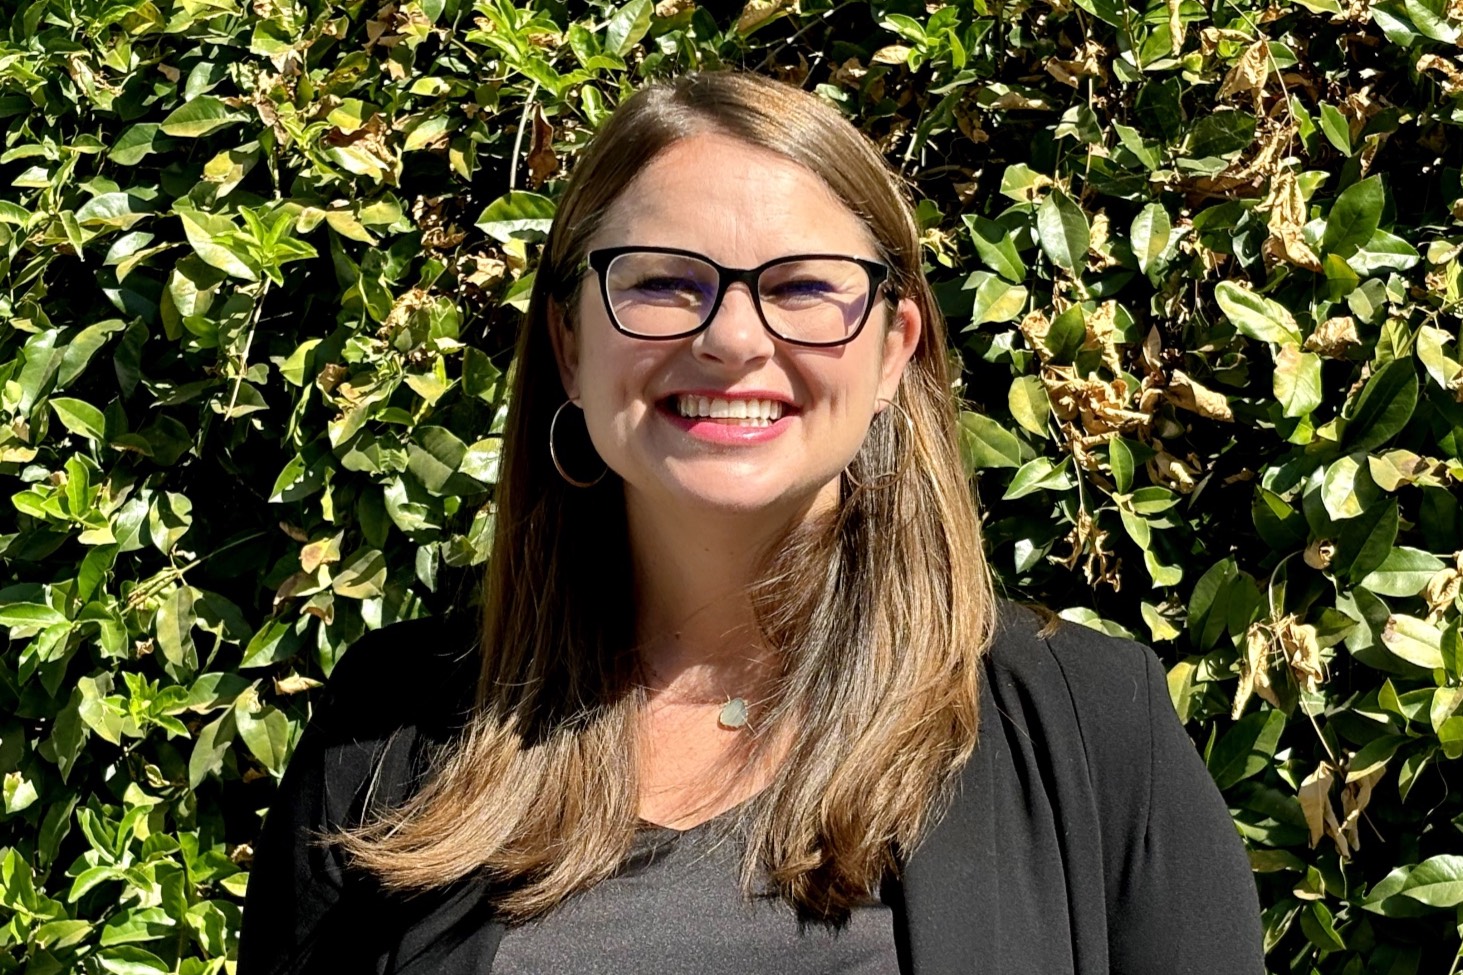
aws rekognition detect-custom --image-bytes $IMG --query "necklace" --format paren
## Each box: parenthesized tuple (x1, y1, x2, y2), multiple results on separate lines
(717, 697, 750, 729)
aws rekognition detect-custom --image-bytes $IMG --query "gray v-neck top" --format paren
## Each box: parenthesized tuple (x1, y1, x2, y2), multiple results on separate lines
(239, 604, 1266, 975)
(490, 817, 898, 975)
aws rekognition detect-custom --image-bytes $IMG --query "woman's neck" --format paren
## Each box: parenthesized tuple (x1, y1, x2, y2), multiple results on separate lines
(625, 496, 790, 705)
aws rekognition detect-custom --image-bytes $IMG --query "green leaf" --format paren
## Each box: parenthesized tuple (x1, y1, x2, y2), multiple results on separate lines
(958, 411, 1024, 469)
(963, 214, 1025, 283)
(1323, 175, 1384, 257)
(1346, 228, 1421, 277)
(1189, 558, 1239, 651)
(159, 96, 246, 138)
(1360, 547, 1447, 597)
(76, 193, 151, 230)
(1382, 614, 1444, 669)
(1300, 901, 1347, 952)
(1318, 103, 1351, 155)
(1208, 708, 1286, 790)
(1214, 282, 1301, 345)
(96, 946, 170, 974)
(99, 907, 174, 946)
(1274, 347, 1322, 418)
(58, 320, 126, 388)
(154, 586, 198, 677)
(239, 618, 304, 669)
(1402, 0, 1460, 42)
(1007, 376, 1050, 437)
(147, 492, 193, 555)
(1321, 453, 1379, 520)
(1343, 358, 1418, 453)
(1252, 487, 1307, 550)
(1347, 735, 1407, 781)
(964, 272, 1027, 326)
(1002, 457, 1073, 500)
(1110, 438, 1135, 493)
(188, 709, 236, 788)
(1443, 619, 1463, 684)
(49, 397, 107, 441)
(1130, 203, 1171, 276)
(1332, 499, 1399, 585)
(0, 600, 67, 629)
(1185, 111, 1257, 159)
(332, 548, 387, 599)
(175, 208, 257, 281)
(235, 702, 293, 774)
(1072, 0, 1131, 29)
(605, 0, 653, 54)
(474, 191, 555, 243)
(1036, 189, 1089, 276)
(1399, 854, 1463, 907)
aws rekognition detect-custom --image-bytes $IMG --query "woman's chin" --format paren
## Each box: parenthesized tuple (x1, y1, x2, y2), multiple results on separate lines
(628, 470, 843, 525)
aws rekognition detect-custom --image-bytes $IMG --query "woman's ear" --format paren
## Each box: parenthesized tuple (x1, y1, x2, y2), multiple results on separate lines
(547, 298, 581, 402)
(875, 296, 922, 403)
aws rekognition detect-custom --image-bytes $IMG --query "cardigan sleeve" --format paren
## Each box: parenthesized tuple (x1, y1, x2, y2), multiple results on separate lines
(1101, 640, 1265, 973)
(237, 617, 461, 975)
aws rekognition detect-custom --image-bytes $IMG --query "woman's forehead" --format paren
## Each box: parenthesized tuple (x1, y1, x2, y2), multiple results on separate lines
(589, 132, 878, 255)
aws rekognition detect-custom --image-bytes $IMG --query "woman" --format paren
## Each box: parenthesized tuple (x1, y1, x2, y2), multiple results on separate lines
(240, 72, 1263, 974)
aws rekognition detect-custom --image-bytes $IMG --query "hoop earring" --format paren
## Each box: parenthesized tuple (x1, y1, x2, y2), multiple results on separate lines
(549, 400, 608, 488)
(845, 398, 916, 491)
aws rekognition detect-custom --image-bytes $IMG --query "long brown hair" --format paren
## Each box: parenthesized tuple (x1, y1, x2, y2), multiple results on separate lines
(337, 71, 996, 923)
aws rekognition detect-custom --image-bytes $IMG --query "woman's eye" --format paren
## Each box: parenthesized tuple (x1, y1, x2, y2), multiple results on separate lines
(767, 279, 836, 299)
(632, 276, 701, 295)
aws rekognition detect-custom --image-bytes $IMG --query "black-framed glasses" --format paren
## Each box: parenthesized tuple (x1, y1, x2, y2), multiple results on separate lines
(584, 246, 897, 348)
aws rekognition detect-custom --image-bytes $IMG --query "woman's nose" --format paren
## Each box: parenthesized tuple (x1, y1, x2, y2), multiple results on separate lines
(692, 284, 775, 367)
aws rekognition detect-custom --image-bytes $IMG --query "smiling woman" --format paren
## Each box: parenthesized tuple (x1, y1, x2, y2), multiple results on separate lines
(238, 72, 1264, 975)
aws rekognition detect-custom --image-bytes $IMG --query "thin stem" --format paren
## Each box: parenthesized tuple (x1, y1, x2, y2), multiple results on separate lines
(126, 531, 270, 609)
(225, 281, 271, 420)
(508, 80, 541, 192)
(1267, 549, 1299, 619)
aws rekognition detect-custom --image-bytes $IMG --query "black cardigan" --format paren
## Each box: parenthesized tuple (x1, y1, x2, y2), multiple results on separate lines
(239, 602, 1265, 974)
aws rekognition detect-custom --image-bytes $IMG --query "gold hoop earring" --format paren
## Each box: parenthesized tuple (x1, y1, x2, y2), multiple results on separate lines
(876, 397, 917, 444)
(550, 400, 608, 488)
(845, 398, 916, 491)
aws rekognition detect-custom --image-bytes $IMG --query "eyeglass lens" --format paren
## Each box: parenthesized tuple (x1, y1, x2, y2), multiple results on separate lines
(603, 252, 873, 344)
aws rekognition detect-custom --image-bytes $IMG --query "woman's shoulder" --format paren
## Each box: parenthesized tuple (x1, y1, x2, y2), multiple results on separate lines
(983, 598, 1172, 755)
(308, 612, 481, 745)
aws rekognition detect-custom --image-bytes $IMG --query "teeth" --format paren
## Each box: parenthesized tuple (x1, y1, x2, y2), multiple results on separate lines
(676, 395, 785, 425)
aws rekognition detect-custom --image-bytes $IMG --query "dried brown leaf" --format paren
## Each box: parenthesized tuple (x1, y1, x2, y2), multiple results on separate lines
(1167, 370, 1234, 422)
(1304, 538, 1335, 570)
(1261, 170, 1323, 271)
(1418, 54, 1463, 95)
(1305, 316, 1361, 358)
(1083, 300, 1123, 375)
(273, 674, 324, 695)
(1338, 767, 1381, 856)
(1147, 445, 1202, 493)
(1298, 762, 1337, 849)
(734, 0, 796, 34)
(301, 530, 345, 573)
(526, 104, 559, 188)
(1277, 618, 1324, 694)
(1217, 40, 1270, 102)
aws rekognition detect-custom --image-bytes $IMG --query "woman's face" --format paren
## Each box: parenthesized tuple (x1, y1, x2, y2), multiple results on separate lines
(552, 132, 921, 522)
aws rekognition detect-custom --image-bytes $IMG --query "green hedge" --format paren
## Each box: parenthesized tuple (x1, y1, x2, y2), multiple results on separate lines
(3, 0, 1463, 970)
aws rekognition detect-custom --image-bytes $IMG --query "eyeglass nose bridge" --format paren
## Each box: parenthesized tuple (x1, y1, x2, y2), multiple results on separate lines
(693, 265, 773, 341)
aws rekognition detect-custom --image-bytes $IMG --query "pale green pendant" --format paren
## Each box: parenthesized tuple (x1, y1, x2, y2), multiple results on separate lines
(718, 697, 749, 729)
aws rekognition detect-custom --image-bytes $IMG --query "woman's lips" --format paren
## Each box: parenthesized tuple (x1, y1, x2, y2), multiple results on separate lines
(657, 398, 794, 444)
